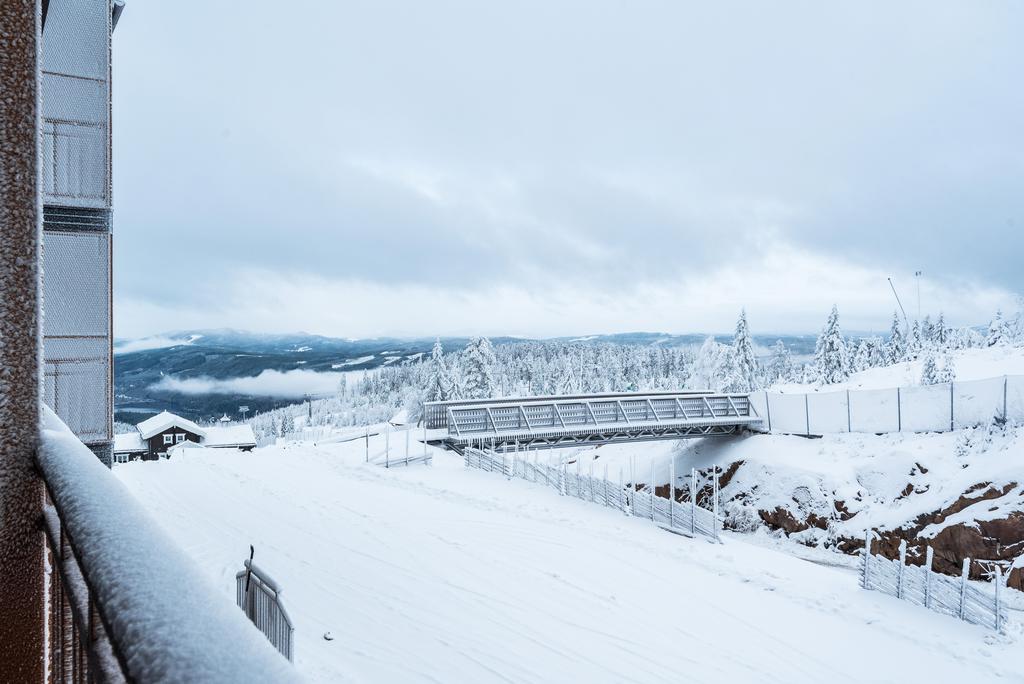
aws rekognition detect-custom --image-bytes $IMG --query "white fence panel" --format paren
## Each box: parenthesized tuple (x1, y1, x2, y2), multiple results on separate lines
(900, 384, 952, 433)
(766, 393, 808, 434)
(807, 391, 850, 434)
(747, 391, 769, 432)
(848, 388, 900, 433)
(1005, 375, 1024, 423)
(953, 377, 1006, 428)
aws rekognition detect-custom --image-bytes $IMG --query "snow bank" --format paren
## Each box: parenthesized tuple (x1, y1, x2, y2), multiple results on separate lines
(38, 407, 299, 682)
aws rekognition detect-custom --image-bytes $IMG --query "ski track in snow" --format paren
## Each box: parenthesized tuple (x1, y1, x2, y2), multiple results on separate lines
(116, 441, 1024, 684)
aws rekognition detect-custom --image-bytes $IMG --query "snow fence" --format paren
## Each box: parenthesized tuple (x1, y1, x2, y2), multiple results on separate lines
(861, 535, 1007, 632)
(464, 447, 722, 542)
(749, 375, 1024, 436)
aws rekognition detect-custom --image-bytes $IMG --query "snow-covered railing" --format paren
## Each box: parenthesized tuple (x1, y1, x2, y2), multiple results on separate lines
(464, 445, 722, 542)
(237, 559, 295, 662)
(37, 408, 301, 682)
(861, 535, 1007, 632)
(750, 375, 1024, 436)
(429, 391, 760, 449)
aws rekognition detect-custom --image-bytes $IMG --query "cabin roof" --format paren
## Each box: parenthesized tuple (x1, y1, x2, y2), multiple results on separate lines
(137, 411, 207, 440)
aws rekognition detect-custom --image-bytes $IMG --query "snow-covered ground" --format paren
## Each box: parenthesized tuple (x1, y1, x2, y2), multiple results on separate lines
(774, 346, 1024, 392)
(115, 439, 1023, 683)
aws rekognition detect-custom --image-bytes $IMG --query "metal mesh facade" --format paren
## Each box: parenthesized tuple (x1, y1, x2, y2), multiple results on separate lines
(40, 0, 115, 464)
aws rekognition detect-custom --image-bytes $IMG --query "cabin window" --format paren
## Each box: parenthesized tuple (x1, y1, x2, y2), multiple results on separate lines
(163, 434, 173, 445)
(176, 434, 185, 443)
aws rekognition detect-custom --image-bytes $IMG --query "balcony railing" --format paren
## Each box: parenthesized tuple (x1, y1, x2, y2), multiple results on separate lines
(37, 408, 302, 683)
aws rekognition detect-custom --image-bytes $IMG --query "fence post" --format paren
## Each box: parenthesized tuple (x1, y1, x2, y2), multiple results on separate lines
(765, 392, 773, 432)
(713, 467, 720, 541)
(924, 546, 934, 609)
(669, 457, 676, 528)
(861, 530, 872, 590)
(629, 457, 636, 516)
(995, 564, 1003, 632)
(897, 540, 907, 599)
(690, 468, 697, 535)
(619, 467, 628, 516)
(846, 389, 852, 432)
(949, 381, 954, 432)
(405, 427, 410, 466)
(1003, 375, 1009, 422)
(805, 393, 811, 436)
(365, 426, 369, 462)
(959, 558, 970, 620)
(650, 461, 656, 522)
(897, 387, 902, 432)
(385, 425, 390, 463)
(424, 423, 430, 466)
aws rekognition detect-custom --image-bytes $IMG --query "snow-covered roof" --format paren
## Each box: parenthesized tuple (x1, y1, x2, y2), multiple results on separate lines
(137, 411, 207, 440)
(204, 424, 256, 448)
(168, 441, 212, 457)
(113, 432, 146, 453)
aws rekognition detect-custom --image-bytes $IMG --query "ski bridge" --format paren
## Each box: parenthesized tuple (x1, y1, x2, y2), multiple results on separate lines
(424, 391, 762, 450)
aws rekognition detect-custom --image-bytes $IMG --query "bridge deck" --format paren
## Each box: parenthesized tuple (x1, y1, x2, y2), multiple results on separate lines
(425, 392, 762, 450)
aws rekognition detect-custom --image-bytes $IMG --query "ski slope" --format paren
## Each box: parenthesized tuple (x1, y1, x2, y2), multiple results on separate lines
(115, 442, 1023, 683)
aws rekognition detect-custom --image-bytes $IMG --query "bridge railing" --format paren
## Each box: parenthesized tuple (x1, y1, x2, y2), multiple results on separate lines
(424, 390, 718, 430)
(429, 392, 755, 438)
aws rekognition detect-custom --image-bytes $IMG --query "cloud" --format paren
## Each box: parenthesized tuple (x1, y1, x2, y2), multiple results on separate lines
(113, 334, 201, 354)
(116, 242, 1018, 340)
(111, 2, 1024, 337)
(149, 369, 362, 398)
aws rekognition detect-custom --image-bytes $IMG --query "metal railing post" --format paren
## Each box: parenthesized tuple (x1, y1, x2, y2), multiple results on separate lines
(0, 1, 45, 677)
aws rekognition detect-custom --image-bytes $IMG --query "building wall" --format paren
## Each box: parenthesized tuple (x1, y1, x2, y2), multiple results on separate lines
(145, 428, 201, 460)
(40, 0, 114, 464)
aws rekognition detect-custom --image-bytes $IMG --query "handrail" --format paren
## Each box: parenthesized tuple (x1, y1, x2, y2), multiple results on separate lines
(37, 407, 301, 683)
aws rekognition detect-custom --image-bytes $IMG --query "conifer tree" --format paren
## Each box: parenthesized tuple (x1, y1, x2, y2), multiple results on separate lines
(765, 340, 794, 385)
(814, 305, 850, 384)
(462, 336, 497, 399)
(886, 311, 905, 364)
(731, 309, 759, 392)
(987, 310, 1008, 347)
(905, 320, 923, 361)
(426, 337, 451, 402)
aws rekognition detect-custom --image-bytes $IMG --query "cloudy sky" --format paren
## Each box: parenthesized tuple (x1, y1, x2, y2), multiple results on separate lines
(112, 1, 1023, 340)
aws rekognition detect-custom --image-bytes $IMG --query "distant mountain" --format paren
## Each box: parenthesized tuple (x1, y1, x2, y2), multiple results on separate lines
(113, 329, 830, 423)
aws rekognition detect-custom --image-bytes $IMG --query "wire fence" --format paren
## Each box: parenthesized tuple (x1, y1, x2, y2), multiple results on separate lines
(861, 535, 1007, 632)
(463, 446, 721, 542)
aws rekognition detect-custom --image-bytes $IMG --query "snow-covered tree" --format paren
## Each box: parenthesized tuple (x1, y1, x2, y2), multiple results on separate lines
(987, 310, 1009, 347)
(920, 348, 940, 385)
(937, 348, 957, 384)
(921, 315, 935, 344)
(765, 340, 794, 385)
(425, 338, 452, 402)
(886, 311, 905, 364)
(934, 312, 948, 348)
(730, 309, 759, 392)
(905, 320, 923, 361)
(461, 336, 497, 399)
(814, 305, 850, 384)
(690, 337, 728, 390)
